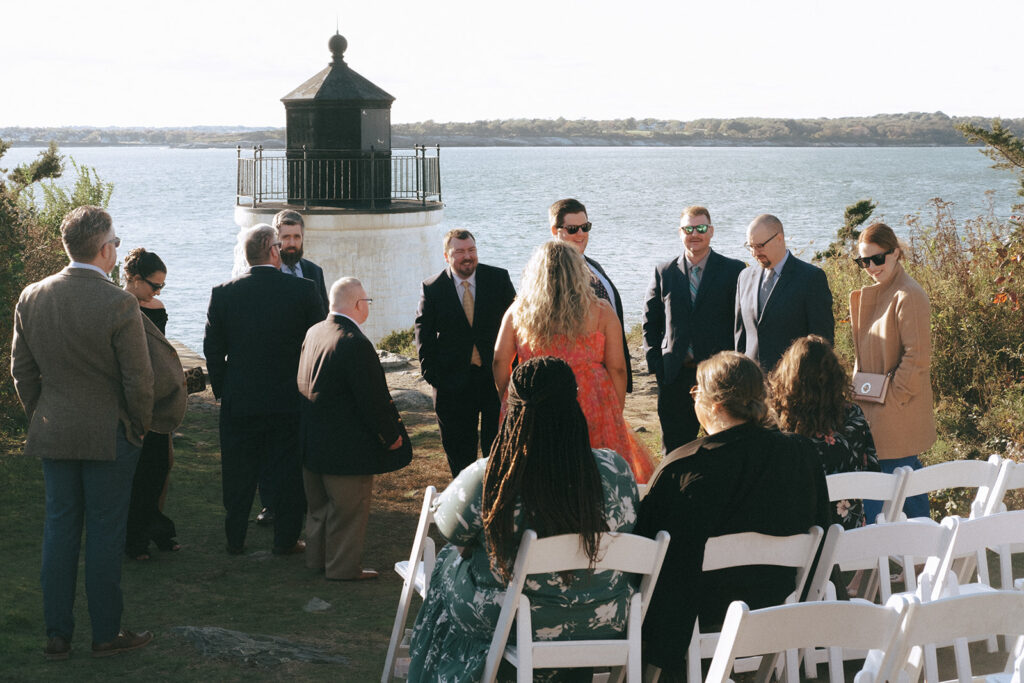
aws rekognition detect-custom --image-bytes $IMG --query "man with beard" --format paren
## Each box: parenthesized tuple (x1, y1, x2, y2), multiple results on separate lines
(735, 214, 834, 371)
(415, 229, 516, 477)
(274, 210, 329, 315)
(643, 206, 745, 454)
(253, 210, 329, 527)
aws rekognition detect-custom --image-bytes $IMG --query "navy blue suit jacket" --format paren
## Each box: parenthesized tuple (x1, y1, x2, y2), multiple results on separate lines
(586, 255, 633, 393)
(643, 250, 745, 386)
(203, 266, 323, 417)
(297, 257, 329, 316)
(734, 252, 835, 371)
(414, 263, 516, 393)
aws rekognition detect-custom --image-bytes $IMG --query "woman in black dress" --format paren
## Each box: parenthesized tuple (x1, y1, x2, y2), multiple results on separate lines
(123, 248, 182, 560)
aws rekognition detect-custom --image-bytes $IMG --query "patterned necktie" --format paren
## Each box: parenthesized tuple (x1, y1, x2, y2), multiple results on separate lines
(591, 275, 610, 302)
(689, 265, 702, 304)
(758, 268, 776, 317)
(462, 281, 482, 366)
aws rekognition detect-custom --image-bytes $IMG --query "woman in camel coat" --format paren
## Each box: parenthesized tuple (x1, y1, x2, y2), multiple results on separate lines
(850, 223, 936, 521)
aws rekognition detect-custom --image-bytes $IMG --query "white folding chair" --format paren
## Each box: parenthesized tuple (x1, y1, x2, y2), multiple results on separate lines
(801, 520, 953, 681)
(826, 470, 907, 525)
(704, 598, 907, 683)
(891, 458, 1002, 522)
(685, 527, 824, 683)
(382, 486, 438, 683)
(481, 529, 671, 683)
(864, 591, 1024, 683)
(975, 461, 1024, 593)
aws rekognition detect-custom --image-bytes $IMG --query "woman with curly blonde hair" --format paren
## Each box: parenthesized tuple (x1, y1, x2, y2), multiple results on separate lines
(493, 240, 654, 482)
(768, 335, 879, 530)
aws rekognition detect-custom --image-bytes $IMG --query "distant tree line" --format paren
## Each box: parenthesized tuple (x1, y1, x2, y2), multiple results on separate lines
(3, 113, 1023, 148)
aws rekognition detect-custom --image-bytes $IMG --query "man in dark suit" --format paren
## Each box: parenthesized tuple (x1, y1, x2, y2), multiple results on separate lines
(643, 206, 745, 453)
(252, 210, 329, 527)
(298, 277, 411, 581)
(203, 223, 323, 555)
(12, 206, 155, 659)
(415, 229, 516, 477)
(735, 214, 835, 371)
(549, 198, 633, 392)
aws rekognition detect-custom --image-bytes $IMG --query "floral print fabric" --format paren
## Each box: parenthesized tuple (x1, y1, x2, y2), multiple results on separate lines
(809, 402, 880, 529)
(407, 449, 639, 682)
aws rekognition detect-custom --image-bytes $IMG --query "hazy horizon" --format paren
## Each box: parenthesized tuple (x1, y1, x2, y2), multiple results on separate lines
(4, 0, 1022, 128)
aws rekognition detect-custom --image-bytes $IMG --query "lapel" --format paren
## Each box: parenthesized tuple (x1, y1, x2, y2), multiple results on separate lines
(444, 268, 473, 329)
(759, 253, 795, 322)
(672, 256, 694, 314)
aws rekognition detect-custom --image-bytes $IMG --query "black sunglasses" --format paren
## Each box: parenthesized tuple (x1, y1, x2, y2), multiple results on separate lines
(558, 222, 592, 235)
(681, 223, 711, 235)
(853, 249, 895, 269)
(143, 277, 165, 292)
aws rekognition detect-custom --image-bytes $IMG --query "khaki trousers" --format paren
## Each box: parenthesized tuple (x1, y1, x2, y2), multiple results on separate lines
(302, 468, 373, 579)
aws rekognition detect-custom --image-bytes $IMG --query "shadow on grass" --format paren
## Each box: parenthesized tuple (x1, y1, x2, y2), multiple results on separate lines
(0, 392, 453, 682)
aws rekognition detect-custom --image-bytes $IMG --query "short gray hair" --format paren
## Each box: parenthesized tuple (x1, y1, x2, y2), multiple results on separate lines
(329, 277, 364, 311)
(61, 206, 112, 262)
(273, 209, 304, 230)
(243, 224, 278, 265)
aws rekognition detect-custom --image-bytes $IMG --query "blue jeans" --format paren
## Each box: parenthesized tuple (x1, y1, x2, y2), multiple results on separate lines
(41, 425, 140, 643)
(864, 455, 931, 523)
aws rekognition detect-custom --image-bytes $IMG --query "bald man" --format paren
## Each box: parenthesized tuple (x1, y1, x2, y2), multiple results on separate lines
(734, 214, 835, 371)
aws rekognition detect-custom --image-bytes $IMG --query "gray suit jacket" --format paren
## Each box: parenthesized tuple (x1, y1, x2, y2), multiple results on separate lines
(734, 252, 835, 371)
(12, 267, 154, 458)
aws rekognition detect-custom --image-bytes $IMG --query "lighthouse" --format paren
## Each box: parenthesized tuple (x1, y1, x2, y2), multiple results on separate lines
(233, 32, 444, 342)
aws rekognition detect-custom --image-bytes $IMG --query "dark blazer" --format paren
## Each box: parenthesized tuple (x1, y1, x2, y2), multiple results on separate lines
(414, 263, 516, 393)
(203, 266, 323, 417)
(643, 250, 745, 386)
(585, 255, 633, 392)
(298, 315, 411, 476)
(635, 422, 831, 671)
(297, 257, 329, 315)
(734, 252, 834, 371)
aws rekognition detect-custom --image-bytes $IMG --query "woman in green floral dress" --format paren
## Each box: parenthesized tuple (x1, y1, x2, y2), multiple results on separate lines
(407, 356, 640, 682)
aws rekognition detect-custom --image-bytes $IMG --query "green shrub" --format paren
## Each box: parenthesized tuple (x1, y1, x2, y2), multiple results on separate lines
(378, 327, 416, 357)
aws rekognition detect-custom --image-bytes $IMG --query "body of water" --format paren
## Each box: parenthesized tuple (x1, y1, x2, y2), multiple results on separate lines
(4, 145, 1018, 353)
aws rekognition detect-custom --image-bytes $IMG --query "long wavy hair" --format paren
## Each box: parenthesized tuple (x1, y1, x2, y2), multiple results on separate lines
(481, 356, 607, 582)
(768, 335, 848, 437)
(510, 241, 598, 350)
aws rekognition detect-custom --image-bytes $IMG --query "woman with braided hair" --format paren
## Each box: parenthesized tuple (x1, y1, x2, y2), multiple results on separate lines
(408, 356, 640, 682)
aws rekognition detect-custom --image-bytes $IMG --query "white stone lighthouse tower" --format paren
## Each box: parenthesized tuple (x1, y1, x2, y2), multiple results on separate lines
(233, 32, 443, 342)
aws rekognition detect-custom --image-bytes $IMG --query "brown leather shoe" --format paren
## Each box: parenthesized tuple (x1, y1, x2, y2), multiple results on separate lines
(338, 569, 379, 581)
(91, 629, 153, 658)
(44, 636, 71, 660)
(272, 540, 306, 556)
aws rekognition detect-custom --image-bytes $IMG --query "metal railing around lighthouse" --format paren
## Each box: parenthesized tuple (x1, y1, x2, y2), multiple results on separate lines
(236, 145, 441, 209)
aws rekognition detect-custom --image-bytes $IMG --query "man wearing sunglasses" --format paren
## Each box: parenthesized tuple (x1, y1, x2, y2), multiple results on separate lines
(734, 214, 834, 371)
(549, 198, 633, 392)
(643, 206, 745, 453)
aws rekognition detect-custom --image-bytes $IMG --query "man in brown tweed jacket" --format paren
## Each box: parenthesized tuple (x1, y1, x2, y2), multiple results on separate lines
(11, 206, 155, 660)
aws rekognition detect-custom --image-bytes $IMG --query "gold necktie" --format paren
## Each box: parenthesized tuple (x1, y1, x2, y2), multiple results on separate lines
(462, 281, 482, 366)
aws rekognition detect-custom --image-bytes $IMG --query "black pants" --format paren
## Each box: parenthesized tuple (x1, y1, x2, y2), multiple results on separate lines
(433, 366, 500, 477)
(219, 412, 305, 550)
(125, 431, 175, 556)
(657, 365, 700, 454)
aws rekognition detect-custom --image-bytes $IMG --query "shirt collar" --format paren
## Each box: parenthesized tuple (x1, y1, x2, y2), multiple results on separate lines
(452, 269, 476, 289)
(768, 250, 790, 276)
(68, 262, 111, 280)
(333, 312, 363, 333)
(684, 250, 711, 272)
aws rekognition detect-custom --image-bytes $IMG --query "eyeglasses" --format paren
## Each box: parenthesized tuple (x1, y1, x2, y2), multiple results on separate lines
(558, 222, 592, 235)
(852, 249, 895, 269)
(681, 223, 711, 235)
(106, 236, 121, 248)
(143, 277, 165, 292)
(271, 241, 283, 249)
(689, 385, 701, 399)
(744, 231, 780, 252)
(358, 298, 373, 305)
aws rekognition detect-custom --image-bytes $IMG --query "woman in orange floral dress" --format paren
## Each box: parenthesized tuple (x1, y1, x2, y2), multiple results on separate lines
(493, 241, 654, 483)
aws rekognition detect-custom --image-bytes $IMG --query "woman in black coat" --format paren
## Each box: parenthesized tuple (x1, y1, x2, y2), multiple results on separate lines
(636, 351, 830, 678)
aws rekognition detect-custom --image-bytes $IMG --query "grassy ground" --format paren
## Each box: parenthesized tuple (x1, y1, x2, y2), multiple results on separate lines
(0, 390, 455, 682)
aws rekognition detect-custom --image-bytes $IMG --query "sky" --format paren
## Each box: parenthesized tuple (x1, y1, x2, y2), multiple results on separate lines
(2, 0, 1021, 127)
